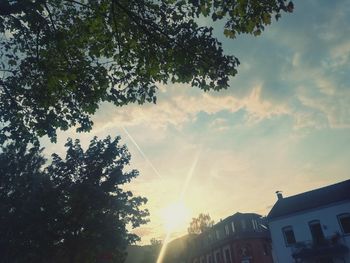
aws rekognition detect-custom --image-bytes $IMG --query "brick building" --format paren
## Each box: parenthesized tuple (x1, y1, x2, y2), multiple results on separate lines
(186, 212, 274, 263)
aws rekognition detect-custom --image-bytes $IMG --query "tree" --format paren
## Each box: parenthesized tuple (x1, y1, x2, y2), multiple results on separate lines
(150, 238, 162, 246)
(0, 143, 60, 262)
(0, 0, 293, 143)
(0, 136, 149, 263)
(140, 238, 162, 263)
(188, 213, 214, 235)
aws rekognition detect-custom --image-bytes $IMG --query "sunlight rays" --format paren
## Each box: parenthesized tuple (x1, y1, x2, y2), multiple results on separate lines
(121, 127, 201, 263)
(156, 151, 201, 263)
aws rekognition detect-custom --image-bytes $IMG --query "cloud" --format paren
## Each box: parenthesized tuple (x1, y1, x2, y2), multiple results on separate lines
(329, 40, 350, 68)
(297, 89, 350, 129)
(91, 85, 290, 135)
(209, 118, 229, 132)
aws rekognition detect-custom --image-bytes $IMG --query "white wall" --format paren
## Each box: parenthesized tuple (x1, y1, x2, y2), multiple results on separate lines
(269, 201, 350, 263)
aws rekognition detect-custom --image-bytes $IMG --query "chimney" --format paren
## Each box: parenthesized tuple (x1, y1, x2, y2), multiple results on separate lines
(276, 191, 283, 200)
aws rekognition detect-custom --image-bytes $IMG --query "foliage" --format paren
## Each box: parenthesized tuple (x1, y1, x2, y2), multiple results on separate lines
(140, 239, 162, 263)
(150, 238, 162, 246)
(0, 136, 149, 263)
(0, 0, 293, 143)
(188, 213, 214, 235)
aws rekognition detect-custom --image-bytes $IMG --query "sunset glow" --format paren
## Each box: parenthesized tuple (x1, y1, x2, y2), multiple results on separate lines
(40, 0, 350, 246)
(161, 201, 191, 232)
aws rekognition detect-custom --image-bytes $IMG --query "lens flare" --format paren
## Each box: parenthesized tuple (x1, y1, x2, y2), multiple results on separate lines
(161, 201, 190, 232)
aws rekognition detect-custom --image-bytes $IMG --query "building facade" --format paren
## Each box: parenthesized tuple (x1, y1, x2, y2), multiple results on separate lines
(268, 179, 350, 263)
(188, 212, 274, 263)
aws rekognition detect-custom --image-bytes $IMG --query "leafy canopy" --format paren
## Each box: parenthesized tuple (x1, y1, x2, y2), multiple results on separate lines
(0, 136, 149, 263)
(188, 213, 215, 235)
(0, 0, 293, 142)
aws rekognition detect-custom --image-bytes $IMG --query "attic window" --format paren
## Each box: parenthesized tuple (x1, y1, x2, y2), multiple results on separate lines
(252, 219, 258, 230)
(338, 213, 350, 234)
(231, 221, 235, 233)
(241, 220, 246, 230)
(282, 226, 296, 246)
(225, 224, 230, 236)
(216, 229, 220, 240)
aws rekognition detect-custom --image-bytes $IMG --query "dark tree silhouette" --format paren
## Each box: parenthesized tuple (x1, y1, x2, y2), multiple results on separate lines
(139, 239, 162, 263)
(0, 0, 293, 143)
(188, 213, 214, 235)
(150, 238, 162, 246)
(0, 136, 149, 263)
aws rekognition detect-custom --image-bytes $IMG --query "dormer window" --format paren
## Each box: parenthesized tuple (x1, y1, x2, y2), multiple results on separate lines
(215, 229, 220, 240)
(208, 233, 212, 243)
(231, 221, 235, 233)
(241, 219, 246, 230)
(252, 219, 258, 230)
(225, 224, 230, 236)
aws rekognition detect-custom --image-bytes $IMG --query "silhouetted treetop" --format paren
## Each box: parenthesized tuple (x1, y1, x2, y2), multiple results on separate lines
(188, 213, 214, 235)
(0, 136, 149, 262)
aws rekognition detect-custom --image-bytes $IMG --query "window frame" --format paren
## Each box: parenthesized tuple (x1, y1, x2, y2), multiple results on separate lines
(337, 213, 350, 234)
(282, 225, 296, 246)
(231, 221, 235, 233)
(207, 254, 213, 263)
(215, 229, 220, 240)
(223, 247, 232, 263)
(252, 219, 258, 230)
(225, 224, 230, 236)
(308, 219, 325, 244)
(241, 219, 246, 230)
(263, 243, 270, 256)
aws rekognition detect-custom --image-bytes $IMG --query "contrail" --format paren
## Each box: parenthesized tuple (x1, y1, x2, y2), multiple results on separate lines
(122, 126, 202, 263)
(122, 126, 163, 180)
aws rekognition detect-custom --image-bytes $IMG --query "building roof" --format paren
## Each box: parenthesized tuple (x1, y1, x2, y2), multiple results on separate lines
(218, 212, 261, 225)
(268, 179, 350, 220)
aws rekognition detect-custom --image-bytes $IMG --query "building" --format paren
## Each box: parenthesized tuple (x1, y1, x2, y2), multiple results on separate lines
(188, 212, 274, 263)
(268, 179, 350, 263)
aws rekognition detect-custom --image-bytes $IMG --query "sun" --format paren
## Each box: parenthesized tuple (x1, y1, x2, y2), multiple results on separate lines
(161, 201, 191, 232)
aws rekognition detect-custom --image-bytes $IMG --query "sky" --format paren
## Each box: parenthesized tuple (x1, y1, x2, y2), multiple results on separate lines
(41, 0, 350, 244)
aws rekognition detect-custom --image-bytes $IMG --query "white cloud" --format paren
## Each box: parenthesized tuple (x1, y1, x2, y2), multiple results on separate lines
(91, 85, 290, 134)
(329, 40, 350, 68)
(298, 89, 350, 129)
(209, 118, 229, 132)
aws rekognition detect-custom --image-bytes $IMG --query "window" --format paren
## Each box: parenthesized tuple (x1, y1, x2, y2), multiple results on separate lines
(216, 229, 220, 240)
(309, 220, 325, 245)
(282, 226, 296, 246)
(215, 251, 221, 263)
(241, 220, 246, 230)
(224, 249, 232, 263)
(225, 225, 230, 236)
(338, 213, 350, 234)
(208, 233, 212, 243)
(252, 219, 258, 230)
(231, 221, 235, 233)
(263, 243, 270, 256)
(319, 257, 334, 263)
